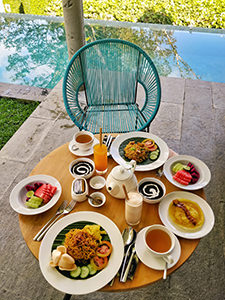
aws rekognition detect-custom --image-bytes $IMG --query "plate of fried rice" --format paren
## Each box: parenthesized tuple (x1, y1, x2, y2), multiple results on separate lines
(110, 132, 169, 171)
(39, 211, 124, 295)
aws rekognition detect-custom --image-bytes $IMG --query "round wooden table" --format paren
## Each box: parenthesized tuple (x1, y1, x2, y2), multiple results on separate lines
(19, 142, 204, 292)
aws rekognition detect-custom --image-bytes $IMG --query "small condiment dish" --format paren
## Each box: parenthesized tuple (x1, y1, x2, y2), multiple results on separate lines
(89, 176, 106, 190)
(88, 192, 106, 207)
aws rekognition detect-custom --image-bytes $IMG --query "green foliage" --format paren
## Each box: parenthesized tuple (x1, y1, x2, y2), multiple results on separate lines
(0, 98, 39, 149)
(3, 0, 225, 28)
(83, 0, 225, 29)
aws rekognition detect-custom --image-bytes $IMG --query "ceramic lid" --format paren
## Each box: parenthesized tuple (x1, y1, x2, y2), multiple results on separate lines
(111, 165, 132, 181)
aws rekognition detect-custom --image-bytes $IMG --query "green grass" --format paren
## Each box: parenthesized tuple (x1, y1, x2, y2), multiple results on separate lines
(0, 97, 39, 150)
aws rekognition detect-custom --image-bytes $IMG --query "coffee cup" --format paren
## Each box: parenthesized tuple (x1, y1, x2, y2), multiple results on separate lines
(72, 131, 94, 151)
(144, 224, 175, 264)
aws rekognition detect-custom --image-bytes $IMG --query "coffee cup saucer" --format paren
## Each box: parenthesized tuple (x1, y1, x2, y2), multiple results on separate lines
(135, 227, 181, 270)
(68, 137, 99, 156)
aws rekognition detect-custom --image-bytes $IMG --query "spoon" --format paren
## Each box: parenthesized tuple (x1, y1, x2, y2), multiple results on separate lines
(119, 227, 137, 281)
(163, 261, 168, 280)
(86, 195, 103, 205)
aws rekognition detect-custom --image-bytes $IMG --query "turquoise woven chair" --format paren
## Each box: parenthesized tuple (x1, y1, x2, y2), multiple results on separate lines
(63, 39, 161, 133)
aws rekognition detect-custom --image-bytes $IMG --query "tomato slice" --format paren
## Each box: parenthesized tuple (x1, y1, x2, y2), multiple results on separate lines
(96, 241, 112, 257)
(90, 256, 108, 270)
(148, 144, 158, 151)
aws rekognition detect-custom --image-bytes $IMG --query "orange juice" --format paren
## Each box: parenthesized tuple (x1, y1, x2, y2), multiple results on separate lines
(93, 144, 108, 174)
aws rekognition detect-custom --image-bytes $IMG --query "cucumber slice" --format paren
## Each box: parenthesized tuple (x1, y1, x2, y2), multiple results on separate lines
(26, 190, 34, 198)
(183, 165, 191, 171)
(80, 266, 89, 279)
(87, 264, 97, 275)
(150, 154, 158, 161)
(70, 267, 81, 278)
(150, 151, 158, 156)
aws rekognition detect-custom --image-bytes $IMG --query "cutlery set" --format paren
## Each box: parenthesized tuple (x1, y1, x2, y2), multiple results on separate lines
(33, 199, 77, 241)
(103, 134, 116, 156)
(109, 227, 139, 285)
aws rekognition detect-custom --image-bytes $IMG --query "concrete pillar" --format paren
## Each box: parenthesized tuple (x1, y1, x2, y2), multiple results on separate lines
(62, 0, 85, 60)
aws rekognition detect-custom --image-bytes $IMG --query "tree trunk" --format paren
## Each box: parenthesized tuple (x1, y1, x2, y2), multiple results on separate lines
(62, 0, 85, 60)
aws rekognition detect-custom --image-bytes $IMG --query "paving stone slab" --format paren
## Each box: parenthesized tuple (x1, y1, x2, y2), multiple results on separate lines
(0, 82, 51, 102)
(160, 76, 185, 104)
(185, 78, 212, 90)
(150, 102, 183, 140)
(0, 158, 25, 197)
(31, 81, 66, 120)
(0, 117, 55, 163)
(14, 113, 77, 183)
(184, 85, 213, 119)
(212, 82, 225, 109)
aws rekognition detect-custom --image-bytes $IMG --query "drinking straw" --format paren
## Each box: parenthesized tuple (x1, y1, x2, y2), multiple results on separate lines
(100, 127, 102, 147)
(122, 184, 129, 200)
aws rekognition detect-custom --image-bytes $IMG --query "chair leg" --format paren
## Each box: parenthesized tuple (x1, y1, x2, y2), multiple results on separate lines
(63, 294, 72, 300)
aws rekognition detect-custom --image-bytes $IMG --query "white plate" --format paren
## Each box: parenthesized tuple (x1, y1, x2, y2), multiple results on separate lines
(39, 211, 124, 295)
(9, 175, 62, 215)
(135, 227, 181, 270)
(68, 137, 99, 156)
(110, 132, 169, 171)
(158, 191, 215, 239)
(163, 155, 211, 190)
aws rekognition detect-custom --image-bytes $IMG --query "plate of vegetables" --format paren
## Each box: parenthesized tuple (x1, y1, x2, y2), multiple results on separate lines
(163, 155, 211, 190)
(110, 132, 169, 171)
(39, 211, 124, 295)
(9, 175, 62, 215)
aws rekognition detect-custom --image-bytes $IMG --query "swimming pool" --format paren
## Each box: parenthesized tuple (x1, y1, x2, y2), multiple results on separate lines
(0, 13, 225, 89)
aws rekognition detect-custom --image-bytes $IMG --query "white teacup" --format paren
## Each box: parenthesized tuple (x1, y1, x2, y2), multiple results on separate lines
(144, 224, 175, 264)
(72, 131, 94, 151)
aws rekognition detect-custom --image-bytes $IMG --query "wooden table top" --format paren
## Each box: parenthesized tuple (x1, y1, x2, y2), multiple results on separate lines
(19, 142, 204, 292)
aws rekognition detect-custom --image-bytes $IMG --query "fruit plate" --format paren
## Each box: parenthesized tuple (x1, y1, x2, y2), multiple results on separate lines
(110, 132, 169, 171)
(9, 175, 62, 215)
(39, 211, 124, 295)
(163, 155, 211, 190)
(158, 191, 215, 239)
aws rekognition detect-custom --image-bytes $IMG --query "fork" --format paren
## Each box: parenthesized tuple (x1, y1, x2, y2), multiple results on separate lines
(156, 168, 164, 177)
(35, 200, 77, 241)
(33, 200, 68, 241)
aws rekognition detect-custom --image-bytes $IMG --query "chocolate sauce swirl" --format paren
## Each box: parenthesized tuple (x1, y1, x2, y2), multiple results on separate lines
(138, 181, 164, 200)
(71, 161, 93, 177)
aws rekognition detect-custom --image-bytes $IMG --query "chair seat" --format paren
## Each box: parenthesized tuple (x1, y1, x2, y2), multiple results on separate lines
(81, 104, 147, 133)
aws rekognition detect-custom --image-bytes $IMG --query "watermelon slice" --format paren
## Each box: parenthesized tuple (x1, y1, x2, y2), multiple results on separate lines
(34, 184, 57, 204)
(173, 170, 192, 185)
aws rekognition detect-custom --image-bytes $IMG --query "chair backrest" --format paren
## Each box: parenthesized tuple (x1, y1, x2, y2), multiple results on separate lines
(80, 40, 140, 106)
(63, 39, 161, 132)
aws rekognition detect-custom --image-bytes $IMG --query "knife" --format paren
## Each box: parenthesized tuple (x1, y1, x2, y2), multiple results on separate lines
(120, 243, 136, 282)
(119, 240, 136, 282)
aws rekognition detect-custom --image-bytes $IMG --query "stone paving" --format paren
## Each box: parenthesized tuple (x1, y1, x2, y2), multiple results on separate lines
(0, 77, 224, 300)
(0, 82, 51, 102)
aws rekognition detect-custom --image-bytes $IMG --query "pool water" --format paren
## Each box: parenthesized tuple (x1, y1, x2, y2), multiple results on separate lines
(0, 13, 225, 89)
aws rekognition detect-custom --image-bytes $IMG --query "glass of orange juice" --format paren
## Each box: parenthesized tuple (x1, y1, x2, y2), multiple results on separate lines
(93, 144, 108, 174)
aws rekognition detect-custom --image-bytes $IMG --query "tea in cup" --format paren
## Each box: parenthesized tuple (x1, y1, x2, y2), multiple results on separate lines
(73, 131, 94, 151)
(144, 224, 175, 264)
